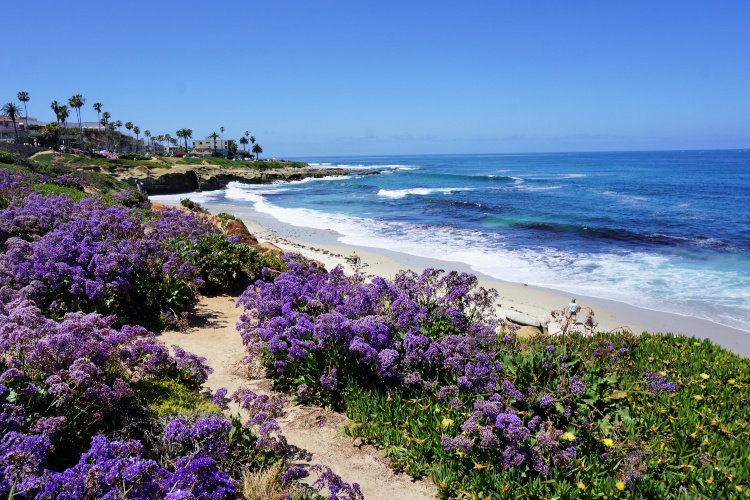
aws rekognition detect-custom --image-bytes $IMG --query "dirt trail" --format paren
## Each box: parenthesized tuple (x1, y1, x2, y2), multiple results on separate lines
(159, 294, 436, 500)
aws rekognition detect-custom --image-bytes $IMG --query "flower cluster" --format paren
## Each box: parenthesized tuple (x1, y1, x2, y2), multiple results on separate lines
(0, 171, 219, 324)
(237, 258, 648, 484)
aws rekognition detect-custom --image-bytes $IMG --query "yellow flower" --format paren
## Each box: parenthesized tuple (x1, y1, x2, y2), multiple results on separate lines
(603, 438, 614, 448)
(616, 481, 626, 491)
(577, 482, 586, 490)
(693, 395, 704, 401)
(562, 432, 575, 442)
(441, 418, 454, 428)
(700, 373, 710, 380)
(659, 371, 667, 376)
(728, 379, 736, 385)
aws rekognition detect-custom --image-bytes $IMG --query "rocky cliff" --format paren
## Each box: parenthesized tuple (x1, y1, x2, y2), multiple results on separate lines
(113, 165, 363, 194)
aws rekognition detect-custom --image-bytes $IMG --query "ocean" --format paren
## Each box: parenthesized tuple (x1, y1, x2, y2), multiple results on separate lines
(157, 150, 750, 333)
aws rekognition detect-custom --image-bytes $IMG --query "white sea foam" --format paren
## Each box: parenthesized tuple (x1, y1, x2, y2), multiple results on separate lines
(377, 187, 474, 199)
(150, 189, 224, 205)
(512, 185, 563, 192)
(600, 190, 648, 203)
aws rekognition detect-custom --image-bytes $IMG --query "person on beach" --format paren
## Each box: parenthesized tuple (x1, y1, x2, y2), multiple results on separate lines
(349, 251, 361, 266)
(568, 299, 578, 321)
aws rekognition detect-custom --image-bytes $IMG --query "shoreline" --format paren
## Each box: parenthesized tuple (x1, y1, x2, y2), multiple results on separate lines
(151, 195, 750, 357)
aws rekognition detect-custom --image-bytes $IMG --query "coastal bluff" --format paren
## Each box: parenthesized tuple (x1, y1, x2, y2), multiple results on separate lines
(114, 164, 365, 194)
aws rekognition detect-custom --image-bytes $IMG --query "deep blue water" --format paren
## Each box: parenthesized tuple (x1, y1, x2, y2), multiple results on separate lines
(170, 150, 750, 331)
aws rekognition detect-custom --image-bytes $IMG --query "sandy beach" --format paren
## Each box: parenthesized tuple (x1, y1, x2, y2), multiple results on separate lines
(215, 205, 749, 357)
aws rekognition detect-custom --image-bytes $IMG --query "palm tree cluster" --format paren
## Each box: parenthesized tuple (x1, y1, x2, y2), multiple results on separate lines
(5, 90, 266, 159)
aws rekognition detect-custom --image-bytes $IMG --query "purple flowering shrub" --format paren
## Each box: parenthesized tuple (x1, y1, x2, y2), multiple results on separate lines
(0, 171, 224, 326)
(238, 259, 749, 496)
(237, 258, 501, 404)
(0, 299, 211, 456)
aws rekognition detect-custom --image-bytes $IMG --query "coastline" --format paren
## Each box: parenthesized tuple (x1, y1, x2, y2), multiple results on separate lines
(152, 194, 750, 358)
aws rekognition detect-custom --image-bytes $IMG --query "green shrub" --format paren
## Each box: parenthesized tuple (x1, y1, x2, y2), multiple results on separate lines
(31, 183, 88, 202)
(180, 198, 206, 212)
(217, 212, 238, 222)
(134, 378, 219, 416)
(178, 233, 261, 293)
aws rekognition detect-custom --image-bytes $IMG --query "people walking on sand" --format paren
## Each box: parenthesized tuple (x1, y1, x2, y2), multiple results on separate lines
(568, 298, 579, 321)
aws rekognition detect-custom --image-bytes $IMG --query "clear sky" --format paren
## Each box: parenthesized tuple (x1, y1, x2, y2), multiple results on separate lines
(3, 0, 749, 156)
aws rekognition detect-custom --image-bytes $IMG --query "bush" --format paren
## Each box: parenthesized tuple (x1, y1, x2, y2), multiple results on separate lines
(178, 233, 261, 293)
(180, 197, 207, 212)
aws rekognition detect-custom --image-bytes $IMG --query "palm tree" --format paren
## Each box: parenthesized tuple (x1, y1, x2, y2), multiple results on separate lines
(101, 111, 111, 151)
(184, 128, 192, 150)
(50, 101, 60, 125)
(250, 135, 256, 146)
(93, 102, 103, 132)
(252, 143, 263, 160)
(17, 91, 29, 128)
(115, 120, 123, 151)
(133, 126, 141, 152)
(176, 129, 184, 149)
(144, 130, 151, 151)
(1, 103, 21, 143)
(124, 122, 133, 152)
(68, 94, 86, 148)
(209, 131, 219, 153)
(239, 136, 248, 151)
(57, 105, 69, 129)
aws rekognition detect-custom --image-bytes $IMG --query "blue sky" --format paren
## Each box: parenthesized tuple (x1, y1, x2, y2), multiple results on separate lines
(3, 1, 749, 156)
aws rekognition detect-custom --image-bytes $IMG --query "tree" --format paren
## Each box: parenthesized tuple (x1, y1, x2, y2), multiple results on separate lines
(68, 94, 86, 148)
(239, 136, 248, 151)
(1, 102, 21, 143)
(252, 143, 263, 160)
(227, 139, 237, 156)
(176, 129, 184, 148)
(144, 129, 151, 151)
(57, 105, 69, 129)
(17, 91, 29, 128)
(209, 131, 219, 153)
(50, 101, 60, 125)
(124, 122, 134, 152)
(115, 120, 123, 151)
(101, 111, 111, 151)
(184, 128, 192, 150)
(250, 135, 256, 146)
(133, 126, 141, 152)
(93, 102, 103, 134)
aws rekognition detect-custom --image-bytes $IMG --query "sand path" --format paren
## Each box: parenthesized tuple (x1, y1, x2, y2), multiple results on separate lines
(159, 294, 436, 500)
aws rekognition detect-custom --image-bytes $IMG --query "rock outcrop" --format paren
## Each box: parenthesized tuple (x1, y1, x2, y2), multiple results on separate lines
(112, 165, 367, 194)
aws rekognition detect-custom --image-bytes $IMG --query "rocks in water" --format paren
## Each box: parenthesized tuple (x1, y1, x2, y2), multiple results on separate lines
(116, 165, 361, 195)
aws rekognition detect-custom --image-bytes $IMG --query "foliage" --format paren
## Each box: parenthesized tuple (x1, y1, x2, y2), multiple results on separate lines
(237, 260, 750, 498)
(135, 378, 218, 416)
(180, 197, 207, 212)
(177, 233, 262, 293)
(0, 166, 310, 498)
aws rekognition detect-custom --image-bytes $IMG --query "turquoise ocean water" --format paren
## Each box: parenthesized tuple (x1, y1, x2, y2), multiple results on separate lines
(159, 150, 750, 332)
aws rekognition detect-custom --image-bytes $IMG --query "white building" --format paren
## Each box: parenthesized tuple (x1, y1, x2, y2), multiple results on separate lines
(193, 135, 228, 153)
